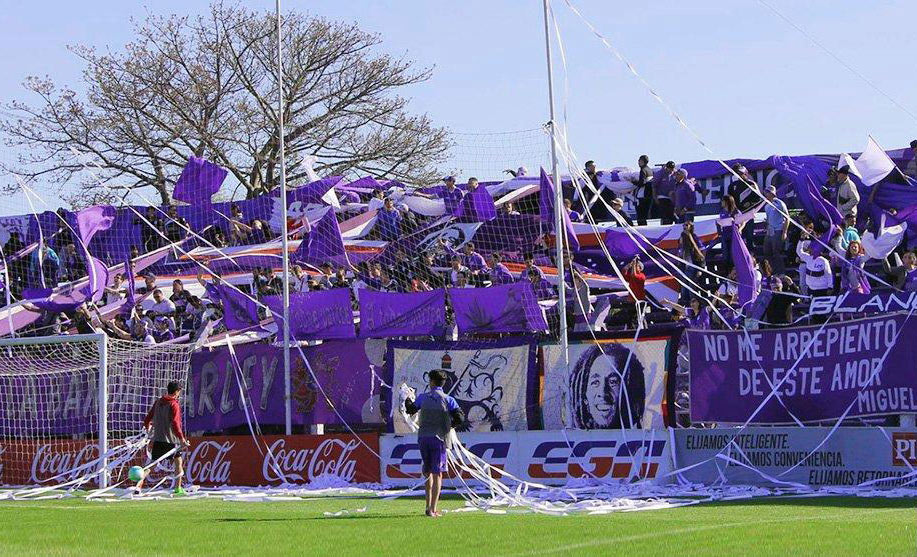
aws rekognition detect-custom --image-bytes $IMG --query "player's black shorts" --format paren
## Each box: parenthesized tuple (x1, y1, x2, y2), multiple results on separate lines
(151, 441, 179, 462)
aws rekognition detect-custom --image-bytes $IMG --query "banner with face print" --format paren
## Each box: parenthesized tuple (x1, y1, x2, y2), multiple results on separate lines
(386, 338, 538, 434)
(542, 336, 675, 430)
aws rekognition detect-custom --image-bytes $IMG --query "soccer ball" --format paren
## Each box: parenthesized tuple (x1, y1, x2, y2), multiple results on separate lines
(128, 466, 145, 483)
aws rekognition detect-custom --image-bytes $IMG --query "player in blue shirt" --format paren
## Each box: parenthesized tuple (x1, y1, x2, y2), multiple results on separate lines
(404, 369, 465, 517)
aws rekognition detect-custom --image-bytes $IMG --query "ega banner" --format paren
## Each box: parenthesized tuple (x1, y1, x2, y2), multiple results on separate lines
(381, 430, 671, 487)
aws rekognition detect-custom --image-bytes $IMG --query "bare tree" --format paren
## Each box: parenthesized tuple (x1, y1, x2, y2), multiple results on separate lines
(1, 2, 451, 207)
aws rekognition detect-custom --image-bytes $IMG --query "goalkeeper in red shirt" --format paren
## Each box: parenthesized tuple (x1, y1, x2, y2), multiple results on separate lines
(136, 381, 191, 494)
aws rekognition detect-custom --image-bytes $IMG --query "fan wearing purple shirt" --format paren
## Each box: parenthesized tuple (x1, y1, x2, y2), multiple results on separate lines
(404, 369, 465, 518)
(652, 161, 678, 225)
(438, 176, 465, 215)
(377, 198, 403, 241)
(673, 169, 696, 223)
(487, 252, 515, 285)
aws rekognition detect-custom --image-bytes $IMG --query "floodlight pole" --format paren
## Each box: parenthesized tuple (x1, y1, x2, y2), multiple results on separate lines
(542, 0, 569, 371)
(276, 0, 292, 436)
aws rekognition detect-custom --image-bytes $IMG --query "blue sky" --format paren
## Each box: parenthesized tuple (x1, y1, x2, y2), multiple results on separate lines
(0, 0, 914, 214)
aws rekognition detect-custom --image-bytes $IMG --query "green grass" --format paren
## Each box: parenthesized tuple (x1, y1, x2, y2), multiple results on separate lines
(0, 495, 914, 556)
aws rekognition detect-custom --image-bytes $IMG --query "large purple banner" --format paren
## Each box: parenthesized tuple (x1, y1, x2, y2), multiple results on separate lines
(359, 289, 446, 338)
(186, 343, 287, 431)
(185, 340, 380, 431)
(688, 313, 917, 423)
(263, 288, 355, 340)
(449, 282, 548, 334)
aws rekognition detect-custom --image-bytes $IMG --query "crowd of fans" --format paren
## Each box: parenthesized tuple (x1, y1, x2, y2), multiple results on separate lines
(6, 140, 917, 343)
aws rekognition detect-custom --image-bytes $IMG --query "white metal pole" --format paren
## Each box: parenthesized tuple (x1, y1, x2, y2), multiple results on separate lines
(542, 0, 569, 369)
(276, 0, 293, 436)
(97, 333, 109, 489)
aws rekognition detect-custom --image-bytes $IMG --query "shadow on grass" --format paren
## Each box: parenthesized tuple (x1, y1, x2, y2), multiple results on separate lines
(701, 496, 917, 510)
(210, 513, 423, 523)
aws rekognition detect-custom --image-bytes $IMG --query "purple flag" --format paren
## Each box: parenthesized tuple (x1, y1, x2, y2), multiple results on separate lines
(21, 286, 82, 313)
(453, 185, 497, 222)
(263, 288, 355, 340)
(86, 256, 109, 304)
(299, 340, 376, 425)
(474, 214, 543, 255)
(731, 226, 756, 306)
(772, 156, 842, 230)
(291, 207, 348, 267)
(122, 254, 136, 314)
(185, 340, 376, 430)
(285, 176, 344, 205)
(219, 284, 261, 330)
(359, 289, 446, 338)
(173, 156, 227, 205)
(603, 229, 667, 260)
(75, 205, 116, 245)
(75, 205, 116, 300)
(539, 167, 580, 252)
(344, 175, 385, 193)
(449, 282, 548, 334)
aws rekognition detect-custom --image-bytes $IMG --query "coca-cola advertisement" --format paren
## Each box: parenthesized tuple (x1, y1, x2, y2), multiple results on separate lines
(184, 434, 381, 485)
(0, 440, 105, 486)
(0, 434, 380, 487)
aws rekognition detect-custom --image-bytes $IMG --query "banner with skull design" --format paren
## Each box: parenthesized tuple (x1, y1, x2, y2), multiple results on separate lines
(386, 338, 538, 434)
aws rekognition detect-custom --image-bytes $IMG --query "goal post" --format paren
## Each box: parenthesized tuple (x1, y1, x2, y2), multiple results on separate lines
(0, 334, 193, 489)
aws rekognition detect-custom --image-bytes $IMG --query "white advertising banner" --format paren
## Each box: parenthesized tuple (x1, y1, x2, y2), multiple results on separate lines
(381, 429, 671, 487)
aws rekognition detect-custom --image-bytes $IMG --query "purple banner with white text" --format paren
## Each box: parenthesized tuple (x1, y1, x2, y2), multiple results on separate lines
(688, 313, 917, 423)
(358, 289, 446, 338)
(185, 340, 381, 431)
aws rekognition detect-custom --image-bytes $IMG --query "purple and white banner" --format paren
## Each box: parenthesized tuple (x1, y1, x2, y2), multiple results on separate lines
(186, 340, 380, 431)
(359, 289, 446, 338)
(386, 338, 538, 433)
(264, 288, 355, 340)
(688, 313, 917, 423)
(808, 291, 917, 316)
(449, 282, 548, 334)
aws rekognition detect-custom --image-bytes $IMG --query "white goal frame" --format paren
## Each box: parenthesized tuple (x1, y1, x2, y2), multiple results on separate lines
(0, 334, 110, 487)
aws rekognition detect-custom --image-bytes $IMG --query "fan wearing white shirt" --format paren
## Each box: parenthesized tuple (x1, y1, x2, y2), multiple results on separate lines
(796, 241, 833, 296)
(448, 256, 469, 287)
(796, 222, 815, 295)
(103, 273, 125, 307)
(367, 189, 386, 211)
(149, 289, 176, 329)
(291, 265, 310, 293)
(716, 269, 739, 298)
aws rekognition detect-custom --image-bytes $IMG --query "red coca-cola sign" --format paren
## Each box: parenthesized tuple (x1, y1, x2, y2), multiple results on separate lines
(31, 443, 100, 484)
(0, 440, 105, 486)
(186, 440, 235, 485)
(0, 434, 380, 487)
(263, 437, 360, 483)
(186, 434, 379, 486)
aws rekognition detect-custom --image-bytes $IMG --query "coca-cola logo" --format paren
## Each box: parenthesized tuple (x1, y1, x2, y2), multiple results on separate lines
(186, 441, 234, 484)
(263, 438, 359, 483)
(30, 444, 98, 483)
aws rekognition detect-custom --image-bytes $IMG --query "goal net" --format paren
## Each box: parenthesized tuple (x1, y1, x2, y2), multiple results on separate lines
(0, 334, 193, 489)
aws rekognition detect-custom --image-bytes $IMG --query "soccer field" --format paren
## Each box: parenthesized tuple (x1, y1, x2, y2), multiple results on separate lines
(0, 495, 913, 556)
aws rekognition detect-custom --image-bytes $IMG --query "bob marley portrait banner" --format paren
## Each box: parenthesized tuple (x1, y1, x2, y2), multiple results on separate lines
(386, 338, 539, 433)
(541, 335, 675, 430)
